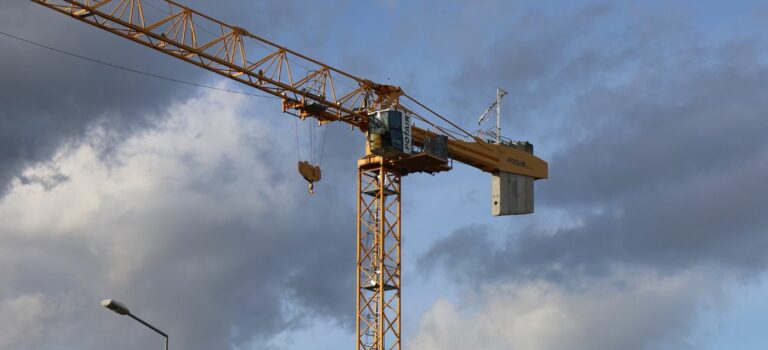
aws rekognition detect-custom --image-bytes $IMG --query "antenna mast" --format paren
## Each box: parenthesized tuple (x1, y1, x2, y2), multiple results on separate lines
(495, 87, 507, 144)
(478, 87, 508, 144)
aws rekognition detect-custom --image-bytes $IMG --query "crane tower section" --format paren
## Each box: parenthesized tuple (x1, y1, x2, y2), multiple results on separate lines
(357, 156, 401, 350)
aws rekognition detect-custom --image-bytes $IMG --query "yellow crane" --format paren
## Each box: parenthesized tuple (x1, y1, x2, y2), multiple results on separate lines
(31, 1, 549, 349)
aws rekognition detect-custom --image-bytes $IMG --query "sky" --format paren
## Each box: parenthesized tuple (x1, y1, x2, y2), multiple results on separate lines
(1, 0, 768, 349)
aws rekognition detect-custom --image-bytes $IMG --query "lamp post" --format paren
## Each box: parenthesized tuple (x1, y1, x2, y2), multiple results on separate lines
(101, 299, 168, 350)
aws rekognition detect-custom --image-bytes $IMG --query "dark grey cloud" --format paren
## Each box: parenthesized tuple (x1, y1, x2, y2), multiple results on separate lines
(6, 1, 768, 349)
(0, 93, 361, 350)
(425, 2, 728, 138)
(420, 2, 768, 285)
(0, 2, 385, 349)
(0, 0, 344, 198)
(409, 5, 768, 349)
(0, 201, 355, 350)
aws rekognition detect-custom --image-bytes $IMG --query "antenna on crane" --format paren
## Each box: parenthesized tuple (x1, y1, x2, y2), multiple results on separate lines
(477, 87, 508, 144)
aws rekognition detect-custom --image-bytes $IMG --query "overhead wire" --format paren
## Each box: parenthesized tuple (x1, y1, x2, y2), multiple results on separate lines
(399, 101, 466, 141)
(9, 0, 479, 145)
(0, 26, 339, 187)
(0, 30, 280, 100)
(3, 4, 494, 184)
(403, 93, 475, 140)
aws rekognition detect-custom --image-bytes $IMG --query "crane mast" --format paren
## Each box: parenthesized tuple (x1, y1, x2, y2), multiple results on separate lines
(30, 1, 549, 349)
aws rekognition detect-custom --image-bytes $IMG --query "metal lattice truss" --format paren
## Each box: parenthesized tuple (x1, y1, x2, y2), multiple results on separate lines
(32, 0, 405, 128)
(357, 161, 401, 350)
(31, 0, 550, 180)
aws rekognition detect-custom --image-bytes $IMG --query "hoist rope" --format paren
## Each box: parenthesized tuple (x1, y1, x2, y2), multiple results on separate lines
(318, 123, 330, 166)
(293, 116, 301, 162)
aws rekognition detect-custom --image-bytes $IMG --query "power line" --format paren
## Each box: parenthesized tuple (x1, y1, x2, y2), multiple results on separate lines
(0, 30, 279, 100)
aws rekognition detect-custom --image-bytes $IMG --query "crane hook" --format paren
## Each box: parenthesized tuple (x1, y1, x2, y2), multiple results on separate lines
(298, 160, 322, 195)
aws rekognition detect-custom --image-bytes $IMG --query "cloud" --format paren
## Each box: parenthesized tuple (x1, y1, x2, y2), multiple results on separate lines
(421, 18, 768, 284)
(416, 2, 768, 348)
(0, 293, 71, 350)
(0, 89, 357, 350)
(409, 269, 723, 350)
(5, 1, 768, 349)
(0, 0, 347, 198)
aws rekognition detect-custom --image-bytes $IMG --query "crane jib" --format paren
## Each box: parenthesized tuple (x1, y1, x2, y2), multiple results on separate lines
(30, 0, 547, 180)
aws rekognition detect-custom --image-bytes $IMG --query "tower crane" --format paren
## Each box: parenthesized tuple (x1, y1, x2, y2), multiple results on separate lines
(30, 1, 549, 349)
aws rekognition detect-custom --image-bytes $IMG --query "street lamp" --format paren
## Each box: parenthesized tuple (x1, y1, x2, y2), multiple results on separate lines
(101, 299, 169, 350)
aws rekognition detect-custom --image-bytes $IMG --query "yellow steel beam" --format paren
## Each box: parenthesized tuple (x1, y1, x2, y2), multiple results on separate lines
(31, 0, 391, 129)
(31, 0, 549, 179)
(357, 158, 401, 350)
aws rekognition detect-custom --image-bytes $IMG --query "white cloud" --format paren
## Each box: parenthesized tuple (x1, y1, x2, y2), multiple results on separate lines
(0, 293, 70, 350)
(409, 269, 724, 350)
(0, 88, 354, 350)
